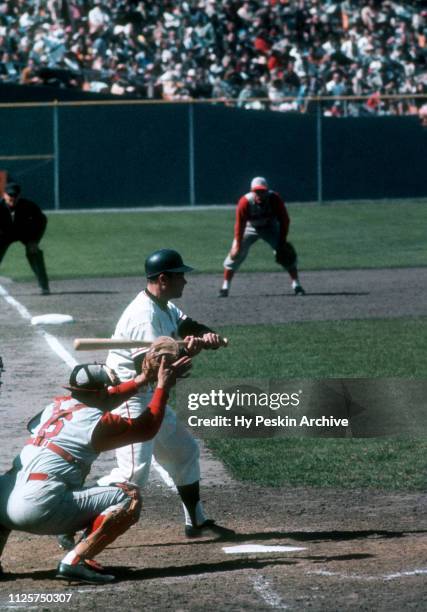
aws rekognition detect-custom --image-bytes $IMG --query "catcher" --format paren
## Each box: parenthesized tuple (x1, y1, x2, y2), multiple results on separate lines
(0, 338, 191, 585)
(219, 176, 305, 297)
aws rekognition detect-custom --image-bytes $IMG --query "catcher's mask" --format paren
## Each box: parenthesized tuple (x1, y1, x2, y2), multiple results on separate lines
(66, 363, 119, 392)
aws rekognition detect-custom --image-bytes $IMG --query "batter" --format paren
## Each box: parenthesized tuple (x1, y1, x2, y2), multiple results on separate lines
(97, 248, 234, 539)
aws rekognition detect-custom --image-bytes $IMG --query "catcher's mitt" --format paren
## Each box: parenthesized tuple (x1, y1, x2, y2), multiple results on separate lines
(142, 336, 181, 383)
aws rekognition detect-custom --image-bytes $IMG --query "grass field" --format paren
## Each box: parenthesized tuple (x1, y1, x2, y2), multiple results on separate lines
(207, 438, 427, 490)
(189, 320, 427, 490)
(193, 319, 427, 379)
(1, 199, 427, 280)
(2, 200, 426, 491)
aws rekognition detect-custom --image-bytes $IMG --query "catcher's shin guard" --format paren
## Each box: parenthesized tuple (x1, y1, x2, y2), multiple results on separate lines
(26, 249, 50, 292)
(73, 485, 141, 561)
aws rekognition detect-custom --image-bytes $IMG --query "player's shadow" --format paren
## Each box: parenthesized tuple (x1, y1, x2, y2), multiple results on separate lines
(112, 557, 298, 582)
(0, 551, 376, 584)
(302, 291, 369, 297)
(228, 529, 412, 542)
(305, 553, 374, 563)
(259, 291, 369, 297)
(109, 551, 376, 582)
(0, 558, 297, 584)
(137, 528, 418, 548)
(84, 552, 374, 582)
(48, 290, 120, 295)
(0, 568, 57, 582)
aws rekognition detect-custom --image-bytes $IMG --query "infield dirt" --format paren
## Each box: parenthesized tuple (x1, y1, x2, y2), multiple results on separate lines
(0, 269, 426, 610)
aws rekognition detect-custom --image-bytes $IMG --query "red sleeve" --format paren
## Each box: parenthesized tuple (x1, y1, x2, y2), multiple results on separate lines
(271, 193, 290, 241)
(91, 387, 168, 452)
(104, 380, 139, 411)
(234, 196, 249, 246)
(108, 380, 138, 399)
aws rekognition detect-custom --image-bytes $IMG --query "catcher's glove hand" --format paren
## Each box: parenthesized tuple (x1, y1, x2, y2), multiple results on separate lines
(142, 336, 182, 384)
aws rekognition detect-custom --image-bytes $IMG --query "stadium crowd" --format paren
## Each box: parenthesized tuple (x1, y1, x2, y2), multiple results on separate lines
(0, 1, 426, 116)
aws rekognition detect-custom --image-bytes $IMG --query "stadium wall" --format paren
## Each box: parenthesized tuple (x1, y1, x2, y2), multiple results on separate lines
(0, 102, 425, 209)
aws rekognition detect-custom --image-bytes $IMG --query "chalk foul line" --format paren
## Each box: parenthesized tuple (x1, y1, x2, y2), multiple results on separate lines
(308, 568, 427, 581)
(251, 575, 289, 609)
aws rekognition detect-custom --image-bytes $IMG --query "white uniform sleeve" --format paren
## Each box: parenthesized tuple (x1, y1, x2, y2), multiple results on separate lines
(106, 292, 188, 379)
(168, 303, 187, 331)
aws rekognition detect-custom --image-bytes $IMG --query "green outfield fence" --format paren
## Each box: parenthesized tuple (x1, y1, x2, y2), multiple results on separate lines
(0, 95, 426, 209)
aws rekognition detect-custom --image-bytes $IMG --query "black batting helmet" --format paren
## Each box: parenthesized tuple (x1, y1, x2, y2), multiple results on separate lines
(145, 249, 193, 279)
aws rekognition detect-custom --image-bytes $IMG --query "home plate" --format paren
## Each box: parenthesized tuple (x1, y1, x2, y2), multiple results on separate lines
(223, 545, 306, 554)
(31, 314, 74, 325)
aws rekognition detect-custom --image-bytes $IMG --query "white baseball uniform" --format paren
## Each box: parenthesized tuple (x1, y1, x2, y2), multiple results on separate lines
(98, 289, 200, 488)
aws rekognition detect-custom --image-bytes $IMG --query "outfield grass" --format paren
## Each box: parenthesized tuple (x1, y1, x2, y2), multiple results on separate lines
(207, 438, 427, 490)
(189, 319, 427, 491)
(192, 319, 427, 379)
(1, 200, 427, 280)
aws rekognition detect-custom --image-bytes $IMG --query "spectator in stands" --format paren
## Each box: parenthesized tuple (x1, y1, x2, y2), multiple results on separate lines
(0, 0, 425, 116)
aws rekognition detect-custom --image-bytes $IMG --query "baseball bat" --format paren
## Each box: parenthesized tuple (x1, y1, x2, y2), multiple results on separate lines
(73, 337, 228, 351)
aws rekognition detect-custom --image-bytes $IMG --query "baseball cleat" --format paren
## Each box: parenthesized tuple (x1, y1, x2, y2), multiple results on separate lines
(218, 288, 229, 297)
(57, 533, 75, 550)
(185, 519, 236, 539)
(294, 285, 306, 296)
(40, 288, 51, 296)
(56, 561, 115, 584)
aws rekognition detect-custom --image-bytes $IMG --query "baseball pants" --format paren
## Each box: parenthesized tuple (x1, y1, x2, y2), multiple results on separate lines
(224, 222, 283, 271)
(98, 395, 200, 488)
(0, 239, 49, 291)
(0, 470, 132, 535)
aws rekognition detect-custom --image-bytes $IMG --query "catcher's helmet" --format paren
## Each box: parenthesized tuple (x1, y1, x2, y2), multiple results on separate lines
(145, 249, 193, 279)
(68, 363, 112, 391)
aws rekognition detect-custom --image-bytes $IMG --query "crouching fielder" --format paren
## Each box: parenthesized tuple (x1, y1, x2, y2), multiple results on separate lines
(0, 341, 191, 584)
(219, 176, 305, 297)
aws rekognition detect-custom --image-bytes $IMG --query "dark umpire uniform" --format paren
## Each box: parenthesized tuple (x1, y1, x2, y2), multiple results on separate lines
(0, 183, 50, 295)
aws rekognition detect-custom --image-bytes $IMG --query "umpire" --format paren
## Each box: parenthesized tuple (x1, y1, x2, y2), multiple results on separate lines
(0, 183, 50, 295)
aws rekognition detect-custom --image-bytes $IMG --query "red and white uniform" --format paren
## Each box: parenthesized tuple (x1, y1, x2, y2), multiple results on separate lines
(224, 190, 290, 271)
(0, 384, 167, 535)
